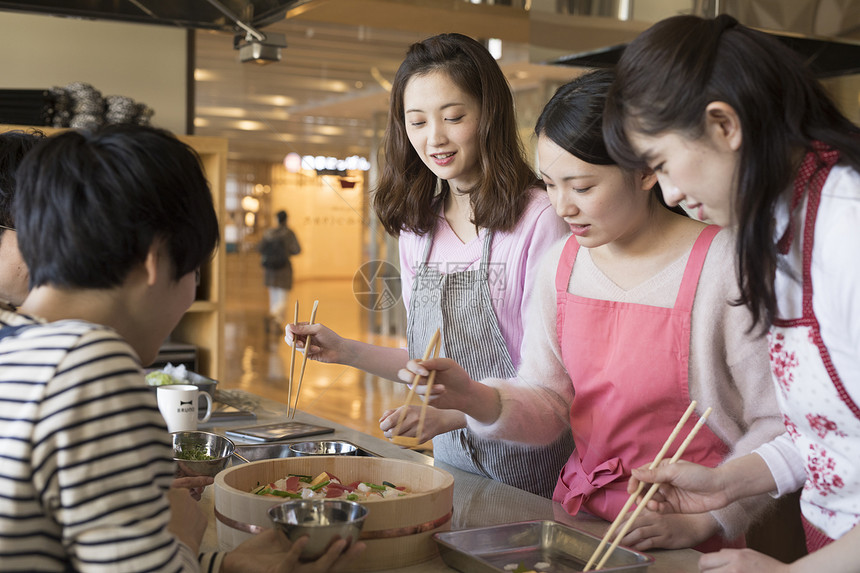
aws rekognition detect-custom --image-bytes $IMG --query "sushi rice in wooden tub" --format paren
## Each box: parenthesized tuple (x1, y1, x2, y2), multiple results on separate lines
(214, 456, 454, 571)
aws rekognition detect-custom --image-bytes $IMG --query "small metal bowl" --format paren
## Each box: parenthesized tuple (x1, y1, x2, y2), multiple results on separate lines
(268, 499, 368, 561)
(171, 431, 235, 477)
(288, 440, 358, 457)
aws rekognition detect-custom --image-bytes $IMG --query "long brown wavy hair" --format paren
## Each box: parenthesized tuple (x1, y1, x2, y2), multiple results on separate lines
(373, 33, 537, 237)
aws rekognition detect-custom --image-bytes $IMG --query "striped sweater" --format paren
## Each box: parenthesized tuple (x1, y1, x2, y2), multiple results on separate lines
(0, 308, 220, 572)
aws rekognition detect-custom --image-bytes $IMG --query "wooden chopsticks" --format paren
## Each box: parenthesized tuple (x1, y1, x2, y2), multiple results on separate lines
(390, 328, 441, 448)
(288, 299, 319, 419)
(584, 402, 713, 571)
(286, 301, 299, 417)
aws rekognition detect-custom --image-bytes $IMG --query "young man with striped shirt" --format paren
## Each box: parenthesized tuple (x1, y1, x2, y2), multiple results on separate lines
(0, 125, 362, 572)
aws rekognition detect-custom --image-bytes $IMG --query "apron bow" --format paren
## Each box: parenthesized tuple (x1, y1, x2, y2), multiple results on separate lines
(556, 457, 624, 514)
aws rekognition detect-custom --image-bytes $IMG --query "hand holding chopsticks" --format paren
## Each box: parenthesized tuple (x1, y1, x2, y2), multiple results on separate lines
(390, 328, 440, 448)
(584, 402, 714, 571)
(287, 299, 319, 419)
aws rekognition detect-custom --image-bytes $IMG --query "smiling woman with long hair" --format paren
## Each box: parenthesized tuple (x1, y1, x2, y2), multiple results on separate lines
(287, 33, 573, 498)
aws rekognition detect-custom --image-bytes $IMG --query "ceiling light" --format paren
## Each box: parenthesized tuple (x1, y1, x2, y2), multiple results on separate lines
(251, 95, 295, 107)
(488, 38, 503, 60)
(236, 120, 266, 131)
(236, 32, 287, 65)
(203, 0, 287, 65)
(194, 69, 217, 81)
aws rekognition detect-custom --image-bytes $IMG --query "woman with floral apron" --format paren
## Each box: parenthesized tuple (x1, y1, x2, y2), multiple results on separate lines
(605, 13, 860, 571)
(767, 144, 860, 551)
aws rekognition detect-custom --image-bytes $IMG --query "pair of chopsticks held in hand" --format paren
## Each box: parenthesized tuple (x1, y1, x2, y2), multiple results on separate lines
(286, 299, 319, 419)
(584, 400, 713, 571)
(389, 328, 441, 448)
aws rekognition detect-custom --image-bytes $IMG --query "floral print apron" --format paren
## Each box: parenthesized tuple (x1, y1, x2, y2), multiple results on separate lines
(769, 142, 860, 550)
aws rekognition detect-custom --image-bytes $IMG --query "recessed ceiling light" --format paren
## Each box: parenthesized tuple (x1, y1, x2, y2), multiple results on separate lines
(194, 69, 217, 81)
(236, 120, 266, 131)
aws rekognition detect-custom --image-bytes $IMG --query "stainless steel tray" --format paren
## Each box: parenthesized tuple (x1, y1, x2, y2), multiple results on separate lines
(434, 520, 654, 573)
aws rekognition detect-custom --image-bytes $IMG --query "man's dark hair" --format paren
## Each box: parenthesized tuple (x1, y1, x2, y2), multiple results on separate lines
(276, 210, 287, 225)
(0, 130, 44, 232)
(15, 125, 219, 289)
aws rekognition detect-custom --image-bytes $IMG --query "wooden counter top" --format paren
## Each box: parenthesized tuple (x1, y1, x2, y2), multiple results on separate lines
(198, 390, 701, 572)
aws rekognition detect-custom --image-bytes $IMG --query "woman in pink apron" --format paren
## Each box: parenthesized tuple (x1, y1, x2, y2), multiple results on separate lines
(605, 14, 860, 571)
(399, 70, 783, 552)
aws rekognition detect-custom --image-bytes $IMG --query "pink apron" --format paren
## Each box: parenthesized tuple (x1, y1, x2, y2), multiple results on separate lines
(554, 224, 733, 551)
(769, 142, 860, 551)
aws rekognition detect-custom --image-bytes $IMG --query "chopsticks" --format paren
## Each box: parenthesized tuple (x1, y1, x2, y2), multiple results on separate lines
(584, 402, 713, 571)
(286, 300, 299, 417)
(288, 299, 319, 419)
(390, 328, 440, 448)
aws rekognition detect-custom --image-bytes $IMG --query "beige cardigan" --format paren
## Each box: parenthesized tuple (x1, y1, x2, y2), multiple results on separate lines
(469, 227, 785, 539)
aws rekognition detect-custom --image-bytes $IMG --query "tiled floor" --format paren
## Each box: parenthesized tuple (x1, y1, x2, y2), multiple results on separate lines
(220, 248, 409, 442)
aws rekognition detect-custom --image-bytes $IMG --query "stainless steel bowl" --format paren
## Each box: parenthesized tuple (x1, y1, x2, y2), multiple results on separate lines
(268, 499, 368, 561)
(288, 440, 358, 457)
(171, 431, 235, 477)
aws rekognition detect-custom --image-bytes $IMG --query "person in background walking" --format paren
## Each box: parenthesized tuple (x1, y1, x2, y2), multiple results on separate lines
(259, 209, 301, 331)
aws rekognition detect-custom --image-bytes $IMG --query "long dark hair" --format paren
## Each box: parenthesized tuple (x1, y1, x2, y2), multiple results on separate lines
(373, 33, 537, 236)
(604, 14, 860, 328)
(536, 69, 683, 215)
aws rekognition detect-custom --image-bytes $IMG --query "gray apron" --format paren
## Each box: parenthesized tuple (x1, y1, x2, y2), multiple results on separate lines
(407, 227, 574, 498)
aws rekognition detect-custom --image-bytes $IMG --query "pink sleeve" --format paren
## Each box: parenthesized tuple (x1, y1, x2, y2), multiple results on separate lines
(492, 191, 568, 367)
(520, 200, 570, 328)
(398, 231, 424, 318)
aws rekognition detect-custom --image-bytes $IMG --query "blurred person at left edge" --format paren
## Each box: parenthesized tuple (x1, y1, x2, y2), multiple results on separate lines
(0, 129, 43, 309)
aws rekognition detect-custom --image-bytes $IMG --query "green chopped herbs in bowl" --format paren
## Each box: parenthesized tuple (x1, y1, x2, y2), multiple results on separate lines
(175, 443, 217, 461)
(171, 431, 235, 477)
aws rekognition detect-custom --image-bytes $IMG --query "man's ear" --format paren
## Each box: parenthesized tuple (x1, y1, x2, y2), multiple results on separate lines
(143, 239, 166, 287)
(705, 101, 743, 151)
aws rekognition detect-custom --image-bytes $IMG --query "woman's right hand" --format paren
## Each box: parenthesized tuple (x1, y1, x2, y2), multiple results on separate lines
(285, 322, 348, 364)
(396, 357, 471, 408)
(627, 460, 733, 515)
(397, 358, 501, 424)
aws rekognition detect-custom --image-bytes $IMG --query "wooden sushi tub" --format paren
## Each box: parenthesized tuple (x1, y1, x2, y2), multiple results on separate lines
(214, 456, 455, 571)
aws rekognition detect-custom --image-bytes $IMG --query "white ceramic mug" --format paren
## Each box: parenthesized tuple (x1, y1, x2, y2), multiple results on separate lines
(156, 384, 213, 432)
